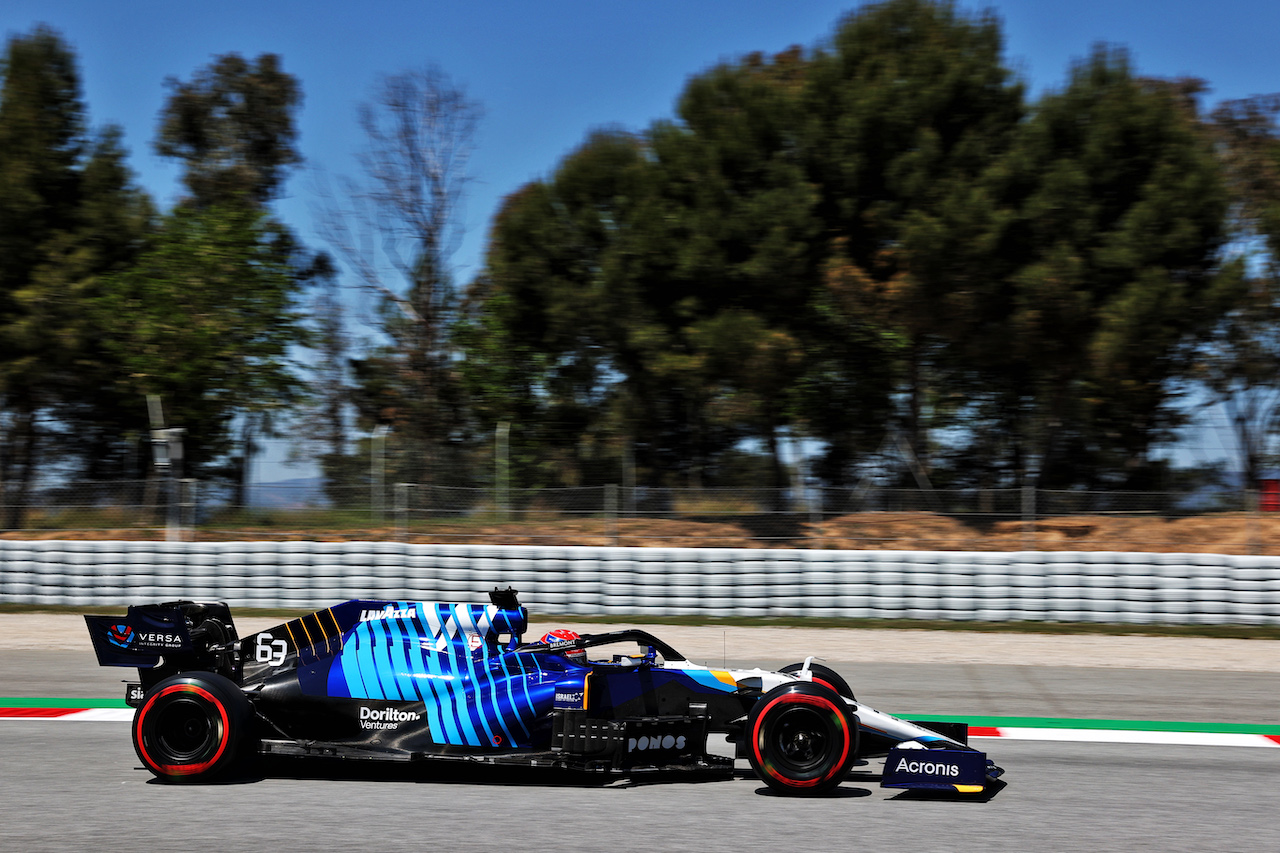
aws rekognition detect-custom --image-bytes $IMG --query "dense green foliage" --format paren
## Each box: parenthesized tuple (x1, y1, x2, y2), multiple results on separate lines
(156, 53, 302, 208)
(152, 50, 314, 498)
(0, 27, 153, 523)
(467, 1, 1240, 491)
(0, 29, 310, 521)
(96, 204, 307, 473)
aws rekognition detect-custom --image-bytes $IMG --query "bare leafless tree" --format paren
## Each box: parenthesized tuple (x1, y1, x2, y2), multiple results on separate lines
(315, 66, 481, 485)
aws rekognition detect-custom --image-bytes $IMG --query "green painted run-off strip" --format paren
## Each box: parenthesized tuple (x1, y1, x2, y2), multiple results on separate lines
(1, 699, 1277, 735)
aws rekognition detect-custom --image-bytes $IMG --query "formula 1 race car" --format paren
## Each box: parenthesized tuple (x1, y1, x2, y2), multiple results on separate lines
(84, 590, 1004, 796)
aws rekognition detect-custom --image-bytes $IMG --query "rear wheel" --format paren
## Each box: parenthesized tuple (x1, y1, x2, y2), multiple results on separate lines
(780, 661, 855, 700)
(746, 681, 857, 795)
(132, 672, 250, 782)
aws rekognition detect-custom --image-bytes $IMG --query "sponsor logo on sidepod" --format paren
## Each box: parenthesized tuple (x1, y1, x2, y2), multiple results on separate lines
(359, 706, 422, 731)
(893, 758, 961, 777)
(360, 605, 416, 622)
(628, 735, 686, 752)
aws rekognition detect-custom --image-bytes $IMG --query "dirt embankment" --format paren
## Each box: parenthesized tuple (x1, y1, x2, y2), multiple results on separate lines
(5, 511, 1280, 554)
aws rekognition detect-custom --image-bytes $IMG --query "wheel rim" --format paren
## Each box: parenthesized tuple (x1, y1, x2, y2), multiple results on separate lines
(769, 705, 832, 775)
(155, 697, 219, 762)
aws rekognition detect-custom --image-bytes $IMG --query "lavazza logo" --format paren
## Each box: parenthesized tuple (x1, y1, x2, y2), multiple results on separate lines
(893, 758, 961, 777)
(359, 706, 422, 731)
(360, 605, 416, 622)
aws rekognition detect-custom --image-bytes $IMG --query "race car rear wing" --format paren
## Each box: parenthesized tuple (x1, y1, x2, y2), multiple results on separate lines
(84, 601, 237, 668)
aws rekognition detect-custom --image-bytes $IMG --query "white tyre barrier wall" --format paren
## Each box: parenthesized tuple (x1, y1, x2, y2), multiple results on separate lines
(0, 541, 1277, 626)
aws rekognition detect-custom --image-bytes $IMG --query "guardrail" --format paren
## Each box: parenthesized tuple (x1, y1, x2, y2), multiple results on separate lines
(1, 541, 1276, 625)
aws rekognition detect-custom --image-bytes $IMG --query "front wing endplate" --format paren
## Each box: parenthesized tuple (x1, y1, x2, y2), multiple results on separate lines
(880, 747, 996, 793)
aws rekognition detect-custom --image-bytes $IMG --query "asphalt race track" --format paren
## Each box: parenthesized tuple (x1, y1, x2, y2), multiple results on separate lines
(3, 716, 1277, 852)
(3, 650, 1278, 853)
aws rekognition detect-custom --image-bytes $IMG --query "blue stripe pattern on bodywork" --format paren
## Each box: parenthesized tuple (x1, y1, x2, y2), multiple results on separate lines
(374, 616, 403, 700)
(440, 606, 481, 746)
(354, 619, 384, 700)
(384, 612, 409, 696)
(453, 604, 502, 747)
(403, 604, 449, 740)
(311, 599, 571, 749)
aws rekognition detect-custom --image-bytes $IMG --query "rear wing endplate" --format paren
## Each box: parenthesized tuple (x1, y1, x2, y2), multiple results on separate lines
(84, 605, 192, 668)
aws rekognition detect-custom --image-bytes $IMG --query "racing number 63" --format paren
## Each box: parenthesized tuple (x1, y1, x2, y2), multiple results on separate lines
(256, 633, 288, 667)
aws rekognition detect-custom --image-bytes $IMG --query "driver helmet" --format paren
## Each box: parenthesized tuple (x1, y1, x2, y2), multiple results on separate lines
(540, 628, 587, 664)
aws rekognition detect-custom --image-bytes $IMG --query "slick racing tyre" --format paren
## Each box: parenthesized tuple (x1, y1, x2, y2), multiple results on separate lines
(780, 662, 855, 700)
(133, 672, 250, 783)
(747, 681, 858, 796)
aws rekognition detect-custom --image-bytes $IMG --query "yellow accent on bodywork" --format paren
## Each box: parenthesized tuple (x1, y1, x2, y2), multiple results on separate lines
(953, 784, 985, 793)
(298, 615, 317, 649)
(710, 670, 738, 687)
(282, 621, 299, 651)
(326, 608, 344, 649)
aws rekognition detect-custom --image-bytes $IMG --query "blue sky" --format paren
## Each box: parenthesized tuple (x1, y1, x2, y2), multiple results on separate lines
(4, 0, 1277, 479)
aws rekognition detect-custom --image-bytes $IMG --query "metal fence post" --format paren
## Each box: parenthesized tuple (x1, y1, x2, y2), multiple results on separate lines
(371, 425, 388, 523)
(810, 485, 823, 547)
(496, 422, 511, 522)
(165, 471, 179, 542)
(605, 483, 618, 546)
(179, 478, 197, 541)
(1248, 487, 1259, 555)
(394, 483, 409, 540)
(623, 441, 635, 517)
(1022, 485, 1036, 551)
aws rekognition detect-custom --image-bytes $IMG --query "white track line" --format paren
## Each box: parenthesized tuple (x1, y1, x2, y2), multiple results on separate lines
(972, 728, 1280, 748)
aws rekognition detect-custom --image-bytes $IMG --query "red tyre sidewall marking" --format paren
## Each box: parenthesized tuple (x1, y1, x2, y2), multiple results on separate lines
(752, 692, 852, 788)
(135, 684, 230, 777)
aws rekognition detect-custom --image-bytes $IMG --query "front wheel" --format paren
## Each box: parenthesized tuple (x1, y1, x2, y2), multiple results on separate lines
(132, 672, 250, 782)
(746, 681, 858, 796)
